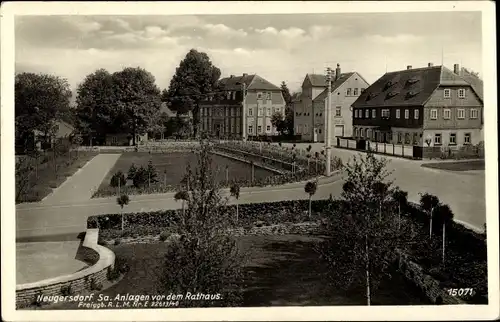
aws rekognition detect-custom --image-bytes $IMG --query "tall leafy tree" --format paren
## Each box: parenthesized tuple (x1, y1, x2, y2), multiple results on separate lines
(112, 67, 162, 145)
(279, 81, 294, 136)
(15, 72, 72, 151)
(75, 69, 117, 143)
(164, 49, 222, 137)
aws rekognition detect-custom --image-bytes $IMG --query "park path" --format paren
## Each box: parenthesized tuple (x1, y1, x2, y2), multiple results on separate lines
(40, 154, 121, 205)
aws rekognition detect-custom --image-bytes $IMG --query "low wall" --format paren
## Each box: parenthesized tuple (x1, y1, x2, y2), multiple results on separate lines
(396, 250, 464, 304)
(16, 229, 115, 308)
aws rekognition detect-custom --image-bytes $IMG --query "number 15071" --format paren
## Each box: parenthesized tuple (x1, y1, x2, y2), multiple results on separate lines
(446, 288, 475, 297)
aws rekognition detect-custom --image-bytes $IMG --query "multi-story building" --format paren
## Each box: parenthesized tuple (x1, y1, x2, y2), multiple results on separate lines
(199, 74, 286, 139)
(293, 64, 370, 142)
(351, 63, 483, 149)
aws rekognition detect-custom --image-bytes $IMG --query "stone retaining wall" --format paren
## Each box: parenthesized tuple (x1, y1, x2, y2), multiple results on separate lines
(396, 249, 464, 304)
(16, 229, 115, 308)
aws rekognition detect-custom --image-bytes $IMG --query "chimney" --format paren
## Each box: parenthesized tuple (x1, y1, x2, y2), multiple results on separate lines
(407, 65, 412, 70)
(454, 64, 460, 75)
(230, 75, 235, 78)
(242, 73, 248, 77)
(428, 62, 434, 67)
(335, 63, 341, 81)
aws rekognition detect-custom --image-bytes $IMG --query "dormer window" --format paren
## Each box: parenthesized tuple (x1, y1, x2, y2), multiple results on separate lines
(444, 89, 451, 98)
(366, 92, 375, 101)
(405, 91, 419, 99)
(257, 92, 263, 99)
(407, 78, 419, 85)
(458, 89, 466, 98)
(386, 91, 398, 99)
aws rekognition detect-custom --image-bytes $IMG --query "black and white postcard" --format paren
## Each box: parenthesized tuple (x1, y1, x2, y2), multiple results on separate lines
(1, 1, 498, 321)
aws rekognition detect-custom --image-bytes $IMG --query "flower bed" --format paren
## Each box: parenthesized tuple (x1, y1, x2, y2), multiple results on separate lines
(88, 198, 487, 304)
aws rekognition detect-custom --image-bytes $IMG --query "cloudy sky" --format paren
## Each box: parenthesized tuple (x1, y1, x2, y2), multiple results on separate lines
(15, 11, 482, 94)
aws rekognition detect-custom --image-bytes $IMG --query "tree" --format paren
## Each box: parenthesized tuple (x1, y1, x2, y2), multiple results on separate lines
(174, 190, 189, 215)
(280, 82, 295, 136)
(373, 181, 389, 220)
(270, 112, 286, 135)
(15, 159, 35, 203)
(161, 139, 244, 306)
(316, 152, 415, 305)
(15, 72, 72, 152)
(419, 193, 440, 239)
(230, 183, 241, 222)
(146, 160, 158, 187)
(391, 187, 408, 231)
(116, 194, 130, 231)
(74, 69, 117, 144)
(304, 181, 317, 218)
(434, 204, 454, 266)
(164, 49, 222, 138)
(112, 67, 163, 145)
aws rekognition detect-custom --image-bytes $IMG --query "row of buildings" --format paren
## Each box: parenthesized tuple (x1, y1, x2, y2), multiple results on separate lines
(197, 62, 483, 149)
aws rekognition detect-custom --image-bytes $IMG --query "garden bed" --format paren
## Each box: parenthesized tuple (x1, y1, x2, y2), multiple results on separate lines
(421, 160, 485, 172)
(88, 198, 488, 304)
(16, 151, 98, 203)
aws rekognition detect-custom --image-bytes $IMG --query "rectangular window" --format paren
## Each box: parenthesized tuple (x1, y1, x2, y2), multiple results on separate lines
(248, 125, 253, 134)
(397, 132, 402, 144)
(430, 109, 438, 120)
(354, 110, 358, 118)
(248, 107, 253, 116)
(257, 125, 262, 133)
(443, 109, 451, 119)
(372, 109, 376, 118)
(257, 92, 263, 99)
(414, 109, 419, 119)
(457, 109, 465, 119)
(449, 133, 457, 145)
(266, 125, 271, 132)
(444, 89, 451, 98)
(413, 133, 418, 145)
(304, 124, 308, 134)
(232, 91, 236, 100)
(434, 133, 442, 145)
(396, 109, 401, 119)
(336, 107, 341, 117)
(347, 88, 352, 96)
(266, 92, 271, 100)
(471, 109, 479, 119)
(365, 109, 369, 118)
(458, 89, 466, 98)
(258, 107, 263, 116)
(266, 107, 271, 116)
(296, 125, 301, 134)
(226, 92, 231, 100)
(354, 88, 359, 96)
(404, 109, 409, 119)
(381, 109, 390, 118)
(464, 133, 471, 144)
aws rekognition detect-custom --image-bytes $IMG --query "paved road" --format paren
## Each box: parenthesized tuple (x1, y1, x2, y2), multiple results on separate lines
(40, 154, 121, 205)
(16, 144, 486, 240)
(276, 143, 486, 232)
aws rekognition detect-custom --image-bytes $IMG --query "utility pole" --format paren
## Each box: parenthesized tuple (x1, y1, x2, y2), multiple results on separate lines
(325, 67, 332, 176)
(241, 82, 247, 142)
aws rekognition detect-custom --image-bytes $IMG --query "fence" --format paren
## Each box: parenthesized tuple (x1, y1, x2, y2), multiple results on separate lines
(337, 137, 422, 160)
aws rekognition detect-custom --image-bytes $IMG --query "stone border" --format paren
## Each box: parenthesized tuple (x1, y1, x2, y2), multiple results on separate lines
(16, 229, 115, 308)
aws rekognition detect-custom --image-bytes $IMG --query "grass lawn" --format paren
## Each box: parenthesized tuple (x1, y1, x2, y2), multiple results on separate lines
(46, 235, 430, 309)
(97, 152, 276, 193)
(16, 151, 98, 203)
(421, 160, 485, 172)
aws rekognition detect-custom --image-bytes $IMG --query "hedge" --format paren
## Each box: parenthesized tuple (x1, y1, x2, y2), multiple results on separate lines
(88, 197, 487, 303)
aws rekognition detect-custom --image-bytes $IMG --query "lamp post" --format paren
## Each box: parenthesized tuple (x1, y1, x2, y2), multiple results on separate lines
(325, 67, 332, 176)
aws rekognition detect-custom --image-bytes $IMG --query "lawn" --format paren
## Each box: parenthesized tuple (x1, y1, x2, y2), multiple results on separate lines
(45, 235, 430, 309)
(95, 152, 276, 196)
(421, 160, 485, 171)
(16, 151, 98, 203)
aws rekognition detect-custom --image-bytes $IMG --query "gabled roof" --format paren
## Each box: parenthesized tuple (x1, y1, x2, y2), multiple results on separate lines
(218, 74, 281, 91)
(305, 74, 329, 87)
(313, 73, 356, 102)
(461, 69, 483, 101)
(352, 65, 476, 108)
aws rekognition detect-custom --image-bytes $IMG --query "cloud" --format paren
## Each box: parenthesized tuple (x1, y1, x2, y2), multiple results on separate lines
(202, 23, 248, 37)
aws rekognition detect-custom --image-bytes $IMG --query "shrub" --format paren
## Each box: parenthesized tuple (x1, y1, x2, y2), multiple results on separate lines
(114, 238, 121, 246)
(159, 230, 171, 242)
(87, 217, 99, 229)
(90, 278, 103, 291)
(127, 163, 138, 180)
(110, 171, 126, 188)
(106, 265, 121, 281)
(60, 283, 73, 296)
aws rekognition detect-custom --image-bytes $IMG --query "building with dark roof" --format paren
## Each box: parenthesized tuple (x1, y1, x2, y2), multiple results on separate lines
(199, 73, 285, 138)
(294, 63, 370, 142)
(351, 63, 483, 151)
